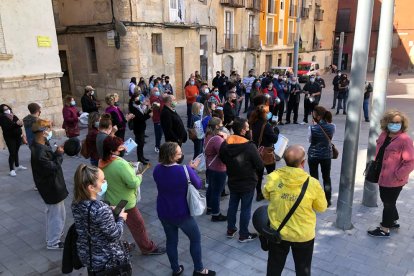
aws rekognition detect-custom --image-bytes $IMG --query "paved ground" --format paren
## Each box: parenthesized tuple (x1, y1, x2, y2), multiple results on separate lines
(1, 72, 414, 275)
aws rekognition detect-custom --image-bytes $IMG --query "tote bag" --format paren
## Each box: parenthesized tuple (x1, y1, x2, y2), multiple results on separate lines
(183, 165, 206, 216)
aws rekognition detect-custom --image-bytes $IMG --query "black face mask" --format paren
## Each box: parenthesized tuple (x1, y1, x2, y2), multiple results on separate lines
(244, 132, 252, 140)
(119, 150, 126, 157)
(278, 78, 283, 82)
(135, 100, 140, 105)
(231, 99, 237, 104)
(114, 102, 119, 106)
(166, 80, 169, 84)
(221, 74, 225, 77)
(177, 154, 185, 164)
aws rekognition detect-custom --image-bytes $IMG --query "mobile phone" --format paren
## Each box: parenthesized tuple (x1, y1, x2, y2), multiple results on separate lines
(112, 200, 128, 217)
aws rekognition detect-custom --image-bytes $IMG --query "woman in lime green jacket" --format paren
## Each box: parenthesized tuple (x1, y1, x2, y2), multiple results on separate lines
(99, 136, 165, 255)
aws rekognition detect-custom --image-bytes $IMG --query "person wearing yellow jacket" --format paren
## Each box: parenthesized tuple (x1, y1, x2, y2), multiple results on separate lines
(263, 145, 327, 276)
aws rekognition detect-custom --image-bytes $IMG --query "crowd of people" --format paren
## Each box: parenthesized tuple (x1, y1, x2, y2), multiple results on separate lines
(0, 68, 413, 276)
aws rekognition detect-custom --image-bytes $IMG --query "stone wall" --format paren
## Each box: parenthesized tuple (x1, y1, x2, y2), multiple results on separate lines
(0, 73, 64, 149)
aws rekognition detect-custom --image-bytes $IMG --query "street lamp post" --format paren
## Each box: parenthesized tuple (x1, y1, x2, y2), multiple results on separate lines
(293, 0, 302, 77)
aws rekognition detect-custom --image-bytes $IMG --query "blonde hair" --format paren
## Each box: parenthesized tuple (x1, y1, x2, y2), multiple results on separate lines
(105, 94, 116, 105)
(380, 109, 409, 132)
(73, 164, 100, 203)
(191, 102, 202, 115)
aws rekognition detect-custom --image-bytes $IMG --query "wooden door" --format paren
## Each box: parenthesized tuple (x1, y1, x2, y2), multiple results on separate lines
(175, 47, 184, 99)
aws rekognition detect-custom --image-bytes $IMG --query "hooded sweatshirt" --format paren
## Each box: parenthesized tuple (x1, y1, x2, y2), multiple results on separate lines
(263, 166, 327, 242)
(219, 135, 264, 193)
(99, 156, 142, 210)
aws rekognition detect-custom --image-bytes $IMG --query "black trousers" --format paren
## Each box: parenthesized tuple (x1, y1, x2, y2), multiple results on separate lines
(308, 158, 332, 203)
(115, 129, 126, 141)
(257, 163, 276, 195)
(379, 186, 403, 228)
(277, 100, 285, 123)
(244, 94, 250, 111)
(286, 98, 299, 123)
(4, 137, 21, 171)
(134, 131, 145, 161)
(186, 103, 192, 128)
(267, 239, 314, 276)
(303, 99, 317, 123)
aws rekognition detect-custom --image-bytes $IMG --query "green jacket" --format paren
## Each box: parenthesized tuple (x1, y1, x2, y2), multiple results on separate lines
(100, 157, 142, 210)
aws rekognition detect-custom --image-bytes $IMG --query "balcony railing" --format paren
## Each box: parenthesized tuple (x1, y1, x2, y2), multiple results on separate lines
(220, 0, 245, 8)
(248, 35, 260, 49)
(224, 34, 239, 50)
(265, 32, 276, 46)
(301, 7, 310, 19)
(315, 8, 324, 21)
(288, 33, 295, 45)
(246, 0, 261, 11)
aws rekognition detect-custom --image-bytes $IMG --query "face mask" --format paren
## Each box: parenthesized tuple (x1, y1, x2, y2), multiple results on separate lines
(316, 76, 320, 79)
(155, 91, 160, 96)
(4, 109, 11, 115)
(70, 100, 76, 106)
(278, 78, 283, 82)
(91, 91, 95, 96)
(255, 82, 261, 88)
(266, 112, 273, 121)
(213, 91, 219, 96)
(190, 81, 195, 86)
(204, 88, 209, 94)
(139, 95, 145, 102)
(244, 132, 251, 140)
(166, 80, 169, 84)
(338, 73, 342, 77)
(283, 78, 287, 81)
(310, 78, 315, 83)
(221, 73, 225, 77)
(46, 131, 53, 141)
(119, 150, 126, 157)
(177, 154, 185, 164)
(387, 123, 402, 133)
(291, 81, 296, 85)
(114, 102, 119, 106)
(97, 181, 107, 196)
(231, 99, 237, 104)
(268, 85, 273, 90)
(135, 100, 140, 105)
(171, 101, 178, 108)
(273, 75, 279, 79)
(94, 121, 100, 128)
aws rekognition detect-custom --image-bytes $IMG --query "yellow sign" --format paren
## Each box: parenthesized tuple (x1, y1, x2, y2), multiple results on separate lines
(37, 36, 52, 47)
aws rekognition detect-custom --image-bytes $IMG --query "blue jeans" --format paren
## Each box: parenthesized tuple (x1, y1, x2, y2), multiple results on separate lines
(193, 138, 204, 160)
(153, 123, 163, 148)
(363, 98, 369, 120)
(206, 170, 227, 215)
(160, 217, 203, 273)
(227, 190, 254, 238)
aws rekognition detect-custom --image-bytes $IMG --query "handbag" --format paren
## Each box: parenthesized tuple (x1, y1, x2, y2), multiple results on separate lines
(258, 123, 276, 165)
(260, 177, 310, 245)
(86, 202, 132, 276)
(183, 165, 207, 216)
(188, 128, 197, 141)
(194, 136, 219, 173)
(364, 160, 381, 183)
(318, 124, 339, 159)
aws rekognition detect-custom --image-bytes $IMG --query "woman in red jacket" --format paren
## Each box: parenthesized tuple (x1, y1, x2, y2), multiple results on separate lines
(62, 95, 80, 138)
(368, 110, 414, 238)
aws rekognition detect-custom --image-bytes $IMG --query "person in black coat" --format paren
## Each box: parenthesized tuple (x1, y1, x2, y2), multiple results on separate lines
(302, 76, 321, 123)
(219, 117, 264, 242)
(30, 119, 68, 250)
(223, 90, 238, 129)
(160, 95, 187, 147)
(217, 70, 229, 102)
(81, 85, 99, 113)
(250, 105, 279, 201)
(129, 93, 152, 164)
(285, 77, 302, 124)
(0, 104, 26, 176)
(212, 71, 220, 89)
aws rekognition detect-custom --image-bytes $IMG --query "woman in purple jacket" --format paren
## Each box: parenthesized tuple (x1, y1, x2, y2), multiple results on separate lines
(153, 142, 216, 276)
(368, 110, 414, 238)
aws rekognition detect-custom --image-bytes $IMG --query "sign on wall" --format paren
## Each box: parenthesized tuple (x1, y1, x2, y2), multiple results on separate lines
(37, 36, 52, 47)
(107, 30, 115, 47)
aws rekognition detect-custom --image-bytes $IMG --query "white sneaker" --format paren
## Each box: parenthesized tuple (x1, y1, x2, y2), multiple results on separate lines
(9, 170, 16, 177)
(16, 165, 27, 171)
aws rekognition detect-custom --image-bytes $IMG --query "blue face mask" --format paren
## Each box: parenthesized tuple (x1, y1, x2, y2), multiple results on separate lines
(98, 180, 108, 196)
(46, 131, 52, 141)
(190, 81, 195, 86)
(266, 112, 273, 121)
(387, 123, 402, 133)
(139, 95, 145, 102)
(70, 100, 76, 106)
(155, 91, 160, 96)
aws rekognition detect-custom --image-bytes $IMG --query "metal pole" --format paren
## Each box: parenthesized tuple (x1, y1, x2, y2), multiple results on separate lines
(336, 0, 374, 230)
(337, 32, 344, 71)
(293, 0, 302, 77)
(362, 0, 395, 207)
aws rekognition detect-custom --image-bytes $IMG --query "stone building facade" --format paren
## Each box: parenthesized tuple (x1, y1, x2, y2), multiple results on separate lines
(0, 0, 64, 148)
(53, 0, 262, 104)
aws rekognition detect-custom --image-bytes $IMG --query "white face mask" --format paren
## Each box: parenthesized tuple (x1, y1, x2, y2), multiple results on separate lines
(4, 109, 11, 115)
(91, 91, 95, 96)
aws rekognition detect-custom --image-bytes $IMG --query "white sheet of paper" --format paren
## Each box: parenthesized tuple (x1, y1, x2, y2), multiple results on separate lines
(124, 138, 137, 154)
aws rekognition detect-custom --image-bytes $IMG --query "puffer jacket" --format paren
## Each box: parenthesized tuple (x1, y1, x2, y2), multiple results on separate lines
(263, 166, 327, 242)
(308, 121, 335, 160)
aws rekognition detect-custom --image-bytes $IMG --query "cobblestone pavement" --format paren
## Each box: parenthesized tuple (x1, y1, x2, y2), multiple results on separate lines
(1, 73, 414, 275)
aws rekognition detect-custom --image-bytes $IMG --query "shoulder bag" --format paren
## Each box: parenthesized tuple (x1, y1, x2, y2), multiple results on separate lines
(194, 136, 219, 173)
(258, 123, 276, 165)
(318, 124, 339, 159)
(86, 201, 132, 276)
(184, 165, 206, 216)
(261, 177, 310, 245)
